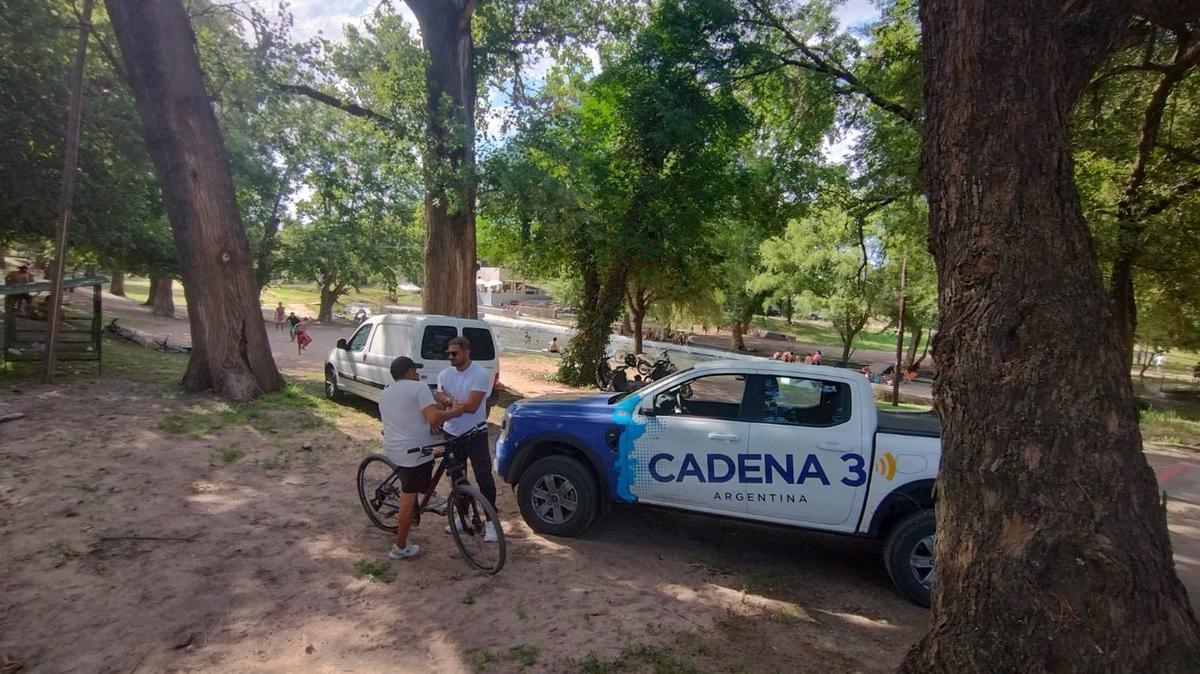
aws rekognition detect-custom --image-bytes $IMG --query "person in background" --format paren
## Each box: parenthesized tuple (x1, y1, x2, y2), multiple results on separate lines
(294, 317, 314, 354)
(274, 302, 286, 332)
(4, 265, 32, 314)
(381, 356, 466, 560)
(522, 330, 532, 346)
(547, 337, 560, 353)
(286, 312, 300, 341)
(811, 350, 822, 366)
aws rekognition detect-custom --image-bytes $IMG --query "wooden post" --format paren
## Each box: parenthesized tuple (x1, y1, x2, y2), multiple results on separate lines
(44, 0, 95, 383)
(892, 257, 907, 406)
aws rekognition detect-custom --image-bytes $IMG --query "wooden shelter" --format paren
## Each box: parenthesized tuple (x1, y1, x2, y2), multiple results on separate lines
(1, 274, 106, 371)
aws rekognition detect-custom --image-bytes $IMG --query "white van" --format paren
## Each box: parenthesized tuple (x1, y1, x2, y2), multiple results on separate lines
(324, 314, 499, 403)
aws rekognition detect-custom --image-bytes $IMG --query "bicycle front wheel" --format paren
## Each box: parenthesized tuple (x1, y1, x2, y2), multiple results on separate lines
(357, 455, 400, 533)
(448, 485, 506, 574)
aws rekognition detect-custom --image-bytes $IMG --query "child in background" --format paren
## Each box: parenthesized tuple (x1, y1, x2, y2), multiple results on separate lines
(295, 317, 314, 354)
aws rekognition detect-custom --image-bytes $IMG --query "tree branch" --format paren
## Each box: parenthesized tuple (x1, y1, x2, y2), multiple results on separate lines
(1139, 174, 1200, 219)
(275, 83, 396, 128)
(1160, 144, 1200, 166)
(746, 0, 919, 127)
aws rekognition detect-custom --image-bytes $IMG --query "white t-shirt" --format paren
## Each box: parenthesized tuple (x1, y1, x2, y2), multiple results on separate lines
(438, 361, 493, 436)
(379, 379, 437, 467)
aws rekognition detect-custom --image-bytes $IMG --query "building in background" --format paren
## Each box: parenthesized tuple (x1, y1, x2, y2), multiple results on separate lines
(476, 266, 551, 307)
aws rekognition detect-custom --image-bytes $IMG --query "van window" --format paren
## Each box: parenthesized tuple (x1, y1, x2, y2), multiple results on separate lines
(346, 324, 372, 352)
(421, 325, 459, 360)
(463, 327, 496, 360)
(372, 324, 413, 356)
(756, 376, 852, 427)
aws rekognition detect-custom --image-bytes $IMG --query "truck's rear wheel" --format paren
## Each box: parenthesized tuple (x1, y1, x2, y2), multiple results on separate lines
(883, 510, 935, 608)
(517, 455, 598, 537)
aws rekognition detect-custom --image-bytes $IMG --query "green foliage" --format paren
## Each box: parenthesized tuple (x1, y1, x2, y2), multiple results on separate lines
(756, 205, 887, 361)
(353, 559, 396, 584)
(276, 110, 422, 317)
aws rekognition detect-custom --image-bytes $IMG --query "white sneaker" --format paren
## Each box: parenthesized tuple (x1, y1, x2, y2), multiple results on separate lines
(387, 543, 420, 560)
(444, 515, 466, 534)
(484, 521, 498, 543)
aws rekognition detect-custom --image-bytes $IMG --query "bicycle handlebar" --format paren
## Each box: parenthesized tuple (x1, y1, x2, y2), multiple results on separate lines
(404, 422, 489, 455)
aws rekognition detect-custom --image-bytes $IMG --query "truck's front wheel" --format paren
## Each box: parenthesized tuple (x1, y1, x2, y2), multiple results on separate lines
(517, 455, 598, 537)
(883, 510, 935, 608)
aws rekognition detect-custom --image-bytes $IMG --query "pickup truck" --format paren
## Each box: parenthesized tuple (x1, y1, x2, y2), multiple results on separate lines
(496, 359, 941, 606)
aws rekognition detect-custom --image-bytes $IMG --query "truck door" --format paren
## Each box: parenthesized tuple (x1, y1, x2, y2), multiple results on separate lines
(743, 374, 867, 530)
(632, 373, 750, 515)
(358, 323, 411, 398)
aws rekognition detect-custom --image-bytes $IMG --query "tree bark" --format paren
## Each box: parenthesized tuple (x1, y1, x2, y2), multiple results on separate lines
(905, 324, 923, 369)
(106, 0, 283, 401)
(318, 284, 340, 323)
(142, 275, 158, 306)
(109, 271, 125, 296)
(150, 275, 175, 317)
(406, 0, 479, 319)
(901, 1, 1200, 671)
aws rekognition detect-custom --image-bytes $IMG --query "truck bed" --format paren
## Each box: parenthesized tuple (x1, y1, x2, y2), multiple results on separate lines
(876, 410, 940, 438)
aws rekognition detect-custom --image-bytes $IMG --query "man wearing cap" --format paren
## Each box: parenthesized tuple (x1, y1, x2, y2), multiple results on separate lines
(380, 356, 465, 560)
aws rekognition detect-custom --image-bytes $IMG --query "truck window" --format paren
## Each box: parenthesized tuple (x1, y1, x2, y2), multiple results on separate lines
(420, 325, 458, 360)
(653, 374, 746, 420)
(346, 324, 372, 352)
(756, 375, 852, 427)
(462, 327, 496, 360)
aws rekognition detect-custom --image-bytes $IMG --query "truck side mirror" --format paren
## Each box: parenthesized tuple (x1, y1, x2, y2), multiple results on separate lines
(336, 338, 349, 350)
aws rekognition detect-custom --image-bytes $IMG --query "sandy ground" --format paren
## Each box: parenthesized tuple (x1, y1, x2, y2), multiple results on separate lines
(2, 297, 1198, 673)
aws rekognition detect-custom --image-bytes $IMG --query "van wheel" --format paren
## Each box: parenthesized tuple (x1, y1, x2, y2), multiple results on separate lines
(883, 510, 935, 608)
(517, 455, 598, 537)
(324, 365, 342, 401)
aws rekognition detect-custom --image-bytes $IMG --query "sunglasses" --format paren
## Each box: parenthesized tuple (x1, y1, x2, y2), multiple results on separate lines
(446, 350, 462, 357)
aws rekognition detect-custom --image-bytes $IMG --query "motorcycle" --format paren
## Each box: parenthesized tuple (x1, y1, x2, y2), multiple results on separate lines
(636, 350, 677, 382)
(596, 350, 678, 392)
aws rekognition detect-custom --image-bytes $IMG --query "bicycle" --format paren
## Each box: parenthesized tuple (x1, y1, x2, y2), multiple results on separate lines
(356, 423, 506, 573)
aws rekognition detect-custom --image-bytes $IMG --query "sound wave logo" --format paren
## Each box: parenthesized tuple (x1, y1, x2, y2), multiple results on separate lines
(875, 452, 897, 481)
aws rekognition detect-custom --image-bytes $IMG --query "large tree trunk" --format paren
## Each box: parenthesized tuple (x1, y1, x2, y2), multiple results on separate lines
(142, 275, 158, 306)
(106, 0, 283, 401)
(109, 271, 125, 296)
(318, 285, 338, 323)
(149, 275, 175, 317)
(901, 2, 1200, 672)
(559, 264, 625, 386)
(407, 0, 478, 319)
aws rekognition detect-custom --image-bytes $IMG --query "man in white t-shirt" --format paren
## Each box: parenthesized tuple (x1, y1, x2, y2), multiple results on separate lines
(436, 335, 498, 542)
(380, 356, 465, 560)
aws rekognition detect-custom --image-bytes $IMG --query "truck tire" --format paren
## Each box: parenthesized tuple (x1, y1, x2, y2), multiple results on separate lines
(883, 510, 935, 608)
(516, 455, 599, 538)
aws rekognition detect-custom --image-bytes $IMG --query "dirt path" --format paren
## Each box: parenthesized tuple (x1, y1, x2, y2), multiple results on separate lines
(4, 300, 1196, 672)
(0, 347, 929, 673)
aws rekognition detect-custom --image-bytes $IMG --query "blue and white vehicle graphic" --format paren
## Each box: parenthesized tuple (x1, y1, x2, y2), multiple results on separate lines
(496, 360, 941, 606)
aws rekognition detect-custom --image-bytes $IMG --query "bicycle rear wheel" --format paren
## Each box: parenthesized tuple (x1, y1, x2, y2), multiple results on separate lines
(357, 455, 400, 533)
(448, 484, 506, 573)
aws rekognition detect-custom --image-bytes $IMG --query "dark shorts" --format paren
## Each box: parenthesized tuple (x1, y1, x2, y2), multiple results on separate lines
(396, 461, 433, 494)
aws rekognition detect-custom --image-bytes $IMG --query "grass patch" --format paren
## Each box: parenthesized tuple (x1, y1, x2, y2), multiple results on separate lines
(575, 644, 701, 674)
(469, 645, 540, 672)
(1141, 407, 1200, 447)
(875, 400, 933, 412)
(756, 316, 902, 354)
(1, 337, 187, 390)
(213, 446, 243, 464)
(354, 559, 395, 584)
(157, 379, 344, 438)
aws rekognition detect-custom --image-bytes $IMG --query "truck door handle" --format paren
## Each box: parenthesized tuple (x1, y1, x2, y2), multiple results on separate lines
(816, 441, 847, 452)
(707, 433, 740, 442)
